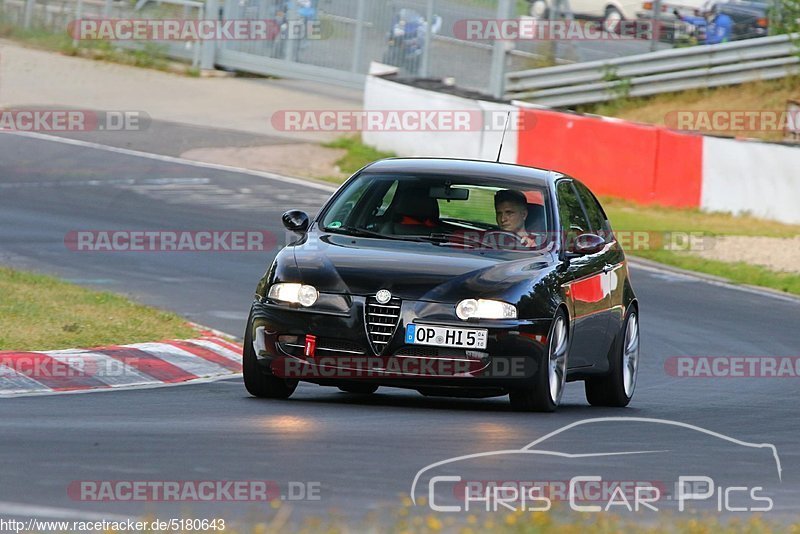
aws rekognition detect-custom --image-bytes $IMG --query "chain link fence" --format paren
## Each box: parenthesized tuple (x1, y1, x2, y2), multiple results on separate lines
(0, 0, 693, 96)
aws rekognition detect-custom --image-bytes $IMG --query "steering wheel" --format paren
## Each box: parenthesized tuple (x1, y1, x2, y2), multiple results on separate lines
(481, 230, 527, 250)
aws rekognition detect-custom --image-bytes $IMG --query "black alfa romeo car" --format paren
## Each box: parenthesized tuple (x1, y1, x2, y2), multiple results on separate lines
(243, 158, 640, 412)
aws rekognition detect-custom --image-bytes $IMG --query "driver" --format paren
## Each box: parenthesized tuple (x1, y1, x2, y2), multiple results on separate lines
(490, 189, 536, 248)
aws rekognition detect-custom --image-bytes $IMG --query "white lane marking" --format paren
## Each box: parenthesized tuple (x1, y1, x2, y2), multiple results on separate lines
(206, 310, 249, 321)
(0, 501, 132, 521)
(188, 339, 242, 363)
(0, 130, 338, 192)
(45, 351, 155, 387)
(127, 342, 235, 377)
(115, 181, 329, 213)
(187, 322, 238, 340)
(0, 178, 210, 188)
(629, 260, 800, 304)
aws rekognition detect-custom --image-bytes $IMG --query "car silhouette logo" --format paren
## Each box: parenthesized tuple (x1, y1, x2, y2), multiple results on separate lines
(376, 289, 392, 304)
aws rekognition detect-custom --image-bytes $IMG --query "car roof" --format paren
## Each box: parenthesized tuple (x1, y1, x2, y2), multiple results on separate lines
(361, 158, 555, 188)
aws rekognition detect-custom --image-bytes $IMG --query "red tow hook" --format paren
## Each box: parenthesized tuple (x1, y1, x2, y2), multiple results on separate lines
(304, 335, 317, 358)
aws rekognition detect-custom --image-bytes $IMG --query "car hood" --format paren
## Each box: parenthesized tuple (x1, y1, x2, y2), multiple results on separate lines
(291, 232, 554, 301)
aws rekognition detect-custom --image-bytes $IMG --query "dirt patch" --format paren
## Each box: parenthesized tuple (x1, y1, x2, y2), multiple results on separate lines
(180, 143, 347, 182)
(692, 235, 800, 274)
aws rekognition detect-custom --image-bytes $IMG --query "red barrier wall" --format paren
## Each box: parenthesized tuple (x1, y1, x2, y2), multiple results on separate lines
(516, 108, 703, 208)
(652, 128, 703, 208)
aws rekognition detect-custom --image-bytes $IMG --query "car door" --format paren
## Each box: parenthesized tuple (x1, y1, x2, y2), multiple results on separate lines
(573, 180, 626, 350)
(555, 180, 612, 369)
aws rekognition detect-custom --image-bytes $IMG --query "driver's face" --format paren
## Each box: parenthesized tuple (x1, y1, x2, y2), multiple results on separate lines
(495, 201, 527, 233)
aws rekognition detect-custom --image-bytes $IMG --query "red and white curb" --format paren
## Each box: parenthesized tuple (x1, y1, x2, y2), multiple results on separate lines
(0, 336, 243, 397)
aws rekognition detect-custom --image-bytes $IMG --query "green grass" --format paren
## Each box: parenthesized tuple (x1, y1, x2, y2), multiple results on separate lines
(575, 76, 800, 143)
(0, 267, 196, 351)
(0, 19, 75, 51)
(602, 197, 800, 238)
(628, 250, 800, 295)
(321, 136, 396, 183)
(0, 18, 178, 73)
(603, 198, 800, 295)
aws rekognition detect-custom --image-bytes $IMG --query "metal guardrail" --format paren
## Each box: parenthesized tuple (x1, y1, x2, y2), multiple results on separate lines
(506, 34, 800, 106)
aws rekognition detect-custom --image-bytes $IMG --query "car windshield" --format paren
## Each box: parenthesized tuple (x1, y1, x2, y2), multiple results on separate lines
(319, 173, 553, 252)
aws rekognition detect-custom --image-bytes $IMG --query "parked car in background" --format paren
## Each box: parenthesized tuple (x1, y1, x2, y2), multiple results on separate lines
(527, 0, 643, 33)
(717, 0, 769, 40)
(637, 0, 768, 43)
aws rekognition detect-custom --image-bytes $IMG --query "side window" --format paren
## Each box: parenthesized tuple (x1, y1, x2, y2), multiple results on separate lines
(556, 181, 590, 235)
(573, 181, 611, 238)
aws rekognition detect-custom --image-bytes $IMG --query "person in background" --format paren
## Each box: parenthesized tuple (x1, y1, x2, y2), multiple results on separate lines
(674, 2, 733, 45)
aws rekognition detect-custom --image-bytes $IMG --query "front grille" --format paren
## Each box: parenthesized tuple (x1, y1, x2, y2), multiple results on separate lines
(365, 296, 401, 355)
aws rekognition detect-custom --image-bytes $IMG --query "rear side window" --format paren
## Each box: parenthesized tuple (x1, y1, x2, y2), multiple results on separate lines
(573, 181, 611, 237)
(556, 181, 590, 234)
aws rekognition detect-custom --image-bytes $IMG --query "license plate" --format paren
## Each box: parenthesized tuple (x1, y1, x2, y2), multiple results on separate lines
(405, 324, 488, 349)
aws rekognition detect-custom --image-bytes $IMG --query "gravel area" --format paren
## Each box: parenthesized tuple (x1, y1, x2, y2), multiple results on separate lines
(181, 143, 347, 181)
(692, 235, 800, 274)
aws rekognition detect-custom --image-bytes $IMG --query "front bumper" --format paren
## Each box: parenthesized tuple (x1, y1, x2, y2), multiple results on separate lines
(249, 296, 552, 392)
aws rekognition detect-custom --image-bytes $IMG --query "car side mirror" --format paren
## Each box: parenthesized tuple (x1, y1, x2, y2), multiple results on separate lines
(573, 233, 606, 255)
(282, 210, 310, 233)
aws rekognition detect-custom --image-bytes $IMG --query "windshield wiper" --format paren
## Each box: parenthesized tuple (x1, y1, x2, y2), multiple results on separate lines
(412, 233, 481, 248)
(324, 226, 407, 241)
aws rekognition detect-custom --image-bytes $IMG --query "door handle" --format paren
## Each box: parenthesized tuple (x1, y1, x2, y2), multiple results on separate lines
(602, 264, 614, 273)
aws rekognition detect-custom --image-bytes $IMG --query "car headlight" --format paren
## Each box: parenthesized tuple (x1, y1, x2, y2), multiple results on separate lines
(268, 283, 319, 307)
(456, 299, 517, 320)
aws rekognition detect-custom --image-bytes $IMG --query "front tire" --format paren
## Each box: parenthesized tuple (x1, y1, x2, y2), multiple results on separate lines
(509, 309, 569, 412)
(243, 319, 298, 399)
(585, 309, 639, 407)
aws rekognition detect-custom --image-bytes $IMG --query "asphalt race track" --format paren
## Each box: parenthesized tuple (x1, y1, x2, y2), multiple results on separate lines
(0, 131, 798, 525)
